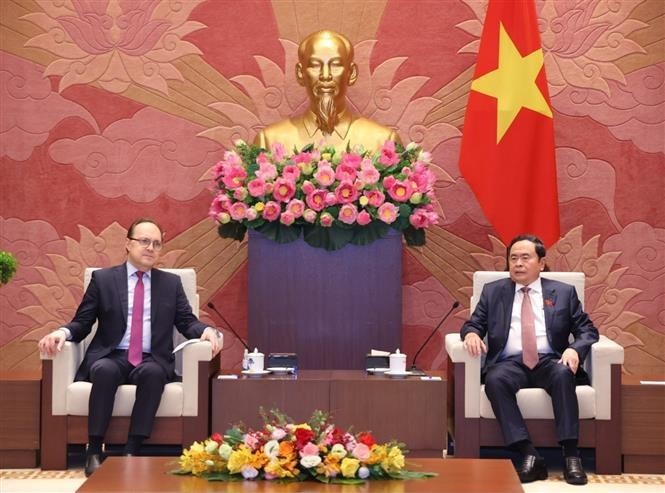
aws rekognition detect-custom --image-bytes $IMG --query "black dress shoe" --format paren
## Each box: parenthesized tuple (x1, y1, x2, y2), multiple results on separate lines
(564, 456, 588, 485)
(517, 455, 548, 483)
(84, 453, 102, 477)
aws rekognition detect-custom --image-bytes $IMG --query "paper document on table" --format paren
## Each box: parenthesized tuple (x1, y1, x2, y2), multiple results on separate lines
(173, 339, 200, 354)
(640, 380, 665, 385)
(370, 349, 390, 356)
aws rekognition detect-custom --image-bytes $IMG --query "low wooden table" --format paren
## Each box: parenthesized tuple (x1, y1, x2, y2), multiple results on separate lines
(212, 370, 446, 456)
(77, 456, 524, 492)
(622, 374, 665, 473)
(0, 369, 40, 468)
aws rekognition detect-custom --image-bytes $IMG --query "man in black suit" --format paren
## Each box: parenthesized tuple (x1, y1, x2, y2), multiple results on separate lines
(38, 218, 221, 476)
(461, 234, 598, 485)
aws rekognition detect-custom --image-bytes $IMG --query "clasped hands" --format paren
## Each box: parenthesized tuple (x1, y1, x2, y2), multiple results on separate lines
(462, 333, 580, 372)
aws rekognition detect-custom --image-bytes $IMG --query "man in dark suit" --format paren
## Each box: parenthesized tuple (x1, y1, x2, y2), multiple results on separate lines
(461, 234, 598, 485)
(38, 218, 222, 476)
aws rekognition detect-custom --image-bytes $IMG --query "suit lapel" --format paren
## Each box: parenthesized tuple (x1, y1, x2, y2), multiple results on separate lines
(500, 279, 515, 342)
(114, 264, 128, 326)
(541, 278, 558, 330)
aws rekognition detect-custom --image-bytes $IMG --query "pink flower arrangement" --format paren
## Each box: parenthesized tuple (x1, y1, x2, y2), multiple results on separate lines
(210, 140, 439, 251)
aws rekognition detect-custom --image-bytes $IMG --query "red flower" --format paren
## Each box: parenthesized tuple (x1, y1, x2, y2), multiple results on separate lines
(544, 299, 554, 307)
(329, 427, 346, 445)
(357, 432, 376, 448)
(294, 428, 315, 450)
(210, 432, 223, 444)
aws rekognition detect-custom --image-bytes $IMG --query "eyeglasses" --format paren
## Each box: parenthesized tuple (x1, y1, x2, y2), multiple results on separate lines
(128, 237, 163, 251)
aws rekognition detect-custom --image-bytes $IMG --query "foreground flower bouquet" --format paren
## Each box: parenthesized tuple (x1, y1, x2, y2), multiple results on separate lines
(209, 140, 439, 251)
(173, 409, 436, 484)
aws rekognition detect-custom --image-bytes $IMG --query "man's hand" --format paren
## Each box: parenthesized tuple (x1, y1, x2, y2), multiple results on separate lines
(38, 329, 67, 357)
(463, 333, 487, 357)
(200, 327, 222, 356)
(559, 348, 580, 373)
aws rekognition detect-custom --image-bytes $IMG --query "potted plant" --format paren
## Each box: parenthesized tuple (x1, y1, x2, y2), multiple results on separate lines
(0, 251, 18, 285)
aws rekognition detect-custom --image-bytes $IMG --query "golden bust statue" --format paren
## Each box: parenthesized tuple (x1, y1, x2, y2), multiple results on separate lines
(255, 30, 400, 152)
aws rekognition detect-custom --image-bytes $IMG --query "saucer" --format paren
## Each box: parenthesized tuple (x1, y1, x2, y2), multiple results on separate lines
(266, 367, 295, 374)
(241, 369, 271, 377)
(385, 370, 412, 378)
(366, 367, 390, 374)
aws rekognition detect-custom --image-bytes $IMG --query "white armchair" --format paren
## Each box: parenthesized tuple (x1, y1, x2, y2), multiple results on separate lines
(445, 271, 623, 474)
(40, 268, 220, 470)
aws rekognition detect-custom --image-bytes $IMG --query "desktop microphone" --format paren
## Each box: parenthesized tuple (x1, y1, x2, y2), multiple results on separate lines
(206, 302, 250, 351)
(410, 300, 460, 373)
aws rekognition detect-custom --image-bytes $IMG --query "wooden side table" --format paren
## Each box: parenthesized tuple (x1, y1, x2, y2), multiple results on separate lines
(0, 369, 41, 468)
(622, 374, 665, 473)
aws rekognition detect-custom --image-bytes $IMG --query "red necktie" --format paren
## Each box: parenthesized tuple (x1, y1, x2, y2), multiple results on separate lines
(128, 271, 144, 366)
(521, 287, 538, 369)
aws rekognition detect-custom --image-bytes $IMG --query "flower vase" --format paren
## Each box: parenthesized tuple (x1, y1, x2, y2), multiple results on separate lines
(247, 229, 402, 369)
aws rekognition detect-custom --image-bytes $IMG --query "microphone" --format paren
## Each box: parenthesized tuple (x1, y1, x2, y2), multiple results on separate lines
(206, 302, 250, 351)
(410, 300, 460, 373)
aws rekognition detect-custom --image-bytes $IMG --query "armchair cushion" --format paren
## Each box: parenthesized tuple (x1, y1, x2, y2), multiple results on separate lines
(66, 382, 183, 416)
(479, 385, 596, 419)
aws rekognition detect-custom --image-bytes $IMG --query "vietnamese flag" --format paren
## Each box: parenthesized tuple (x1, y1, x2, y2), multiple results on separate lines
(459, 0, 560, 247)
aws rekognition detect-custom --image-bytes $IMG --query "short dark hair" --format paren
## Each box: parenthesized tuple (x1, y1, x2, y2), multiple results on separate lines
(127, 218, 164, 239)
(505, 234, 547, 270)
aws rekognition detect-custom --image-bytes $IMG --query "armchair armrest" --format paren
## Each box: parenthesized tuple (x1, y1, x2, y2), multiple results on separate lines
(445, 333, 481, 418)
(181, 340, 218, 416)
(41, 342, 83, 415)
(588, 335, 624, 420)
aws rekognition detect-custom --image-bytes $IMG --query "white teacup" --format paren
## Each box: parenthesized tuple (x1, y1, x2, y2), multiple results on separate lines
(389, 349, 406, 373)
(246, 348, 264, 372)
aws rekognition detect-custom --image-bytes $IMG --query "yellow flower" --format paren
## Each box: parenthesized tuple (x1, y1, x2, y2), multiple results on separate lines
(265, 458, 298, 478)
(380, 446, 405, 474)
(340, 457, 360, 478)
(227, 445, 254, 474)
(366, 444, 386, 465)
(254, 202, 265, 212)
(316, 454, 342, 477)
(329, 443, 347, 460)
(359, 195, 369, 206)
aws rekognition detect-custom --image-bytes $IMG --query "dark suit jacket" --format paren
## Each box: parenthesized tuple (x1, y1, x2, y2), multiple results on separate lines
(461, 277, 599, 378)
(67, 264, 207, 381)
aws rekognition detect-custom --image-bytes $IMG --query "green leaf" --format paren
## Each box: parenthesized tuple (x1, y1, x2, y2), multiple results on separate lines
(303, 225, 354, 251)
(300, 143, 315, 153)
(218, 222, 247, 242)
(350, 221, 390, 246)
(255, 222, 302, 244)
(403, 226, 426, 246)
(391, 204, 412, 231)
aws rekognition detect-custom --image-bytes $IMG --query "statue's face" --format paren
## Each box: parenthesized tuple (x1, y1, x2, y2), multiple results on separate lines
(297, 34, 357, 109)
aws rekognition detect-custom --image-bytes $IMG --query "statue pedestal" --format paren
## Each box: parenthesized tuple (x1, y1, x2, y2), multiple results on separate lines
(247, 230, 402, 369)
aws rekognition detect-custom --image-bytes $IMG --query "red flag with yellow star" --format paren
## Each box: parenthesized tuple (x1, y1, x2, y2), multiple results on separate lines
(459, 0, 560, 246)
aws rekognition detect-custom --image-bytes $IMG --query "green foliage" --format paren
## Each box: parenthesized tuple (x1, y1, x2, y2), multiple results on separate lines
(0, 251, 18, 285)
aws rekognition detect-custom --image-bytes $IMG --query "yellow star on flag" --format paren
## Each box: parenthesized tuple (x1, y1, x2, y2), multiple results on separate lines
(471, 22, 552, 143)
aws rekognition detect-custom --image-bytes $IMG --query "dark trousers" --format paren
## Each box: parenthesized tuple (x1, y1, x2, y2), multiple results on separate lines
(87, 350, 168, 438)
(483, 354, 579, 447)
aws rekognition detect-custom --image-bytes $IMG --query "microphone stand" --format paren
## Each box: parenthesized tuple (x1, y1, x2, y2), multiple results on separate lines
(410, 301, 460, 375)
(206, 302, 250, 351)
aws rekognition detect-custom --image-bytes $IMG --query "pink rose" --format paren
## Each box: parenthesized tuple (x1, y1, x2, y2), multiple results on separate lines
(229, 202, 248, 221)
(233, 187, 248, 201)
(280, 211, 295, 226)
(320, 212, 334, 227)
(364, 189, 385, 208)
(325, 192, 337, 206)
(293, 151, 313, 164)
(357, 210, 372, 226)
(221, 165, 247, 190)
(255, 153, 277, 180)
(303, 209, 317, 223)
(262, 201, 281, 221)
(314, 164, 335, 187)
(338, 204, 358, 225)
(341, 152, 363, 169)
(334, 181, 359, 204)
(335, 163, 357, 182)
(282, 164, 301, 182)
(409, 207, 439, 229)
(351, 443, 371, 461)
(358, 162, 380, 185)
(299, 442, 320, 458)
(383, 175, 396, 189)
(301, 180, 315, 194)
(379, 140, 399, 166)
(243, 433, 260, 451)
(286, 199, 305, 218)
(306, 189, 327, 211)
(248, 178, 267, 197)
(246, 208, 258, 221)
(272, 178, 296, 202)
(377, 203, 399, 224)
(387, 179, 413, 202)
